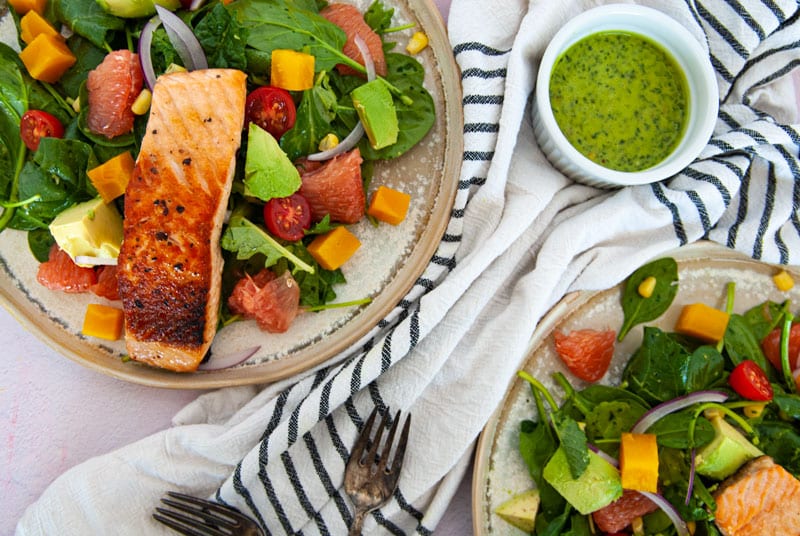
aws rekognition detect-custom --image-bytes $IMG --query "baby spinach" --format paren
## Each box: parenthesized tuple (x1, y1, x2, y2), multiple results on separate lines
(54, 0, 125, 50)
(194, 2, 248, 71)
(618, 257, 678, 341)
(280, 72, 339, 161)
(0, 44, 28, 232)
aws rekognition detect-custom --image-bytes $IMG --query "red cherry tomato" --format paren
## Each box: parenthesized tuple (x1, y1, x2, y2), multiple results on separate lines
(264, 193, 311, 242)
(20, 110, 65, 151)
(245, 86, 297, 139)
(729, 360, 773, 401)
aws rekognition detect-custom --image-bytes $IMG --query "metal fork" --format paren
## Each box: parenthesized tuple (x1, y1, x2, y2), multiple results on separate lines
(344, 406, 411, 536)
(153, 491, 264, 536)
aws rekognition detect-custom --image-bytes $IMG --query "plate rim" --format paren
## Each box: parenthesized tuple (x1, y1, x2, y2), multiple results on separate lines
(471, 241, 798, 535)
(0, 0, 464, 389)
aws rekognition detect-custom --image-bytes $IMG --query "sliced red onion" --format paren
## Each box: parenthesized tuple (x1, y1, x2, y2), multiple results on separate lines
(138, 17, 160, 90)
(74, 255, 118, 266)
(588, 444, 619, 468)
(306, 35, 374, 161)
(198, 345, 260, 371)
(685, 448, 696, 505)
(155, 5, 208, 71)
(188, 0, 206, 10)
(632, 391, 729, 434)
(640, 492, 690, 536)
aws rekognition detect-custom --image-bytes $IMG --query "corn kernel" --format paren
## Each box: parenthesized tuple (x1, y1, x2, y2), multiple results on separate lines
(131, 88, 152, 115)
(637, 275, 656, 298)
(165, 63, 187, 74)
(318, 133, 339, 152)
(406, 31, 428, 55)
(744, 402, 767, 419)
(773, 269, 795, 291)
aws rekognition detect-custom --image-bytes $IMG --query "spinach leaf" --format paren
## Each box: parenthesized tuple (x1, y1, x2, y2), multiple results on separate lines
(283, 243, 345, 307)
(723, 313, 773, 376)
(742, 300, 786, 340)
(28, 228, 55, 262)
(622, 327, 724, 403)
(358, 52, 435, 160)
(755, 421, 800, 476)
(555, 416, 589, 479)
(0, 44, 28, 230)
(60, 35, 106, 99)
(228, 0, 357, 73)
(195, 3, 248, 70)
(585, 400, 647, 456)
(774, 392, 800, 420)
(647, 412, 714, 449)
(618, 257, 678, 341)
(55, 0, 125, 50)
(364, 0, 395, 34)
(280, 72, 339, 161)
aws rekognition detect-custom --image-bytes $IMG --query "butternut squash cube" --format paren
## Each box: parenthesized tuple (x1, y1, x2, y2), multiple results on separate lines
(8, 0, 46, 15)
(82, 303, 124, 341)
(270, 49, 315, 91)
(620, 432, 659, 493)
(674, 302, 730, 343)
(20, 10, 60, 45)
(19, 33, 76, 84)
(307, 226, 360, 271)
(87, 151, 135, 203)
(367, 185, 411, 225)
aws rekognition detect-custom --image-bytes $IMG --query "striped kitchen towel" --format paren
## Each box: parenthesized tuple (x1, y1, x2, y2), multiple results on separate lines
(16, 0, 800, 534)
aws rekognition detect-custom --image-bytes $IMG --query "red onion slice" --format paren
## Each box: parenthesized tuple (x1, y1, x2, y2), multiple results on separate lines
(685, 447, 696, 505)
(631, 390, 729, 434)
(188, 0, 206, 10)
(199, 345, 260, 371)
(155, 5, 208, 71)
(640, 492, 690, 536)
(306, 35, 375, 161)
(74, 255, 118, 266)
(138, 16, 161, 90)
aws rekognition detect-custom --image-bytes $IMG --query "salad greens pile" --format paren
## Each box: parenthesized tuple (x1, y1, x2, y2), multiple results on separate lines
(513, 258, 800, 536)
(0, 0, 435, 313)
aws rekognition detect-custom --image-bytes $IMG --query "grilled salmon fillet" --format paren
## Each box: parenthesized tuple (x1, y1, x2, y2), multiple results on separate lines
(117, 69, 246, 372)
(714, 456, 800, 536)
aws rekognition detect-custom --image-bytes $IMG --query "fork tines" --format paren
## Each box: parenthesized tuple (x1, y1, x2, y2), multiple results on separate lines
(349, 406, 411, 477)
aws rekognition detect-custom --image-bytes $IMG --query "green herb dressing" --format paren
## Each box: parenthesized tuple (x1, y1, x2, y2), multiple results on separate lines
(549, 31, 689, 172)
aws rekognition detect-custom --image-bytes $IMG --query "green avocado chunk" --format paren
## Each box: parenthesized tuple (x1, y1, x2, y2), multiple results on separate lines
(543, 447, 623, 515)
(243, 123, 301, 202)
(95, 0, 180, 18)
(495, 489, 540, 532)
(694, 416, 763, 480)
(351, 79, 398, 150)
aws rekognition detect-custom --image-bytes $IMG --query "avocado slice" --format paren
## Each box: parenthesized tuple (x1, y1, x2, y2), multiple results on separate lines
(495, 489, 540, 532)
(49, 197, 123, 267)
(243, 123, 301, 202)
(543, 446, 623, 515)
(694, 416, 763, 480)
(95, 0, 180, 18)
(351, 79, 398, 150)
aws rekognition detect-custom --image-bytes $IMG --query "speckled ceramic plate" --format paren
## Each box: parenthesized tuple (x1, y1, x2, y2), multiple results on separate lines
(0, 0, 462, 389)
(472, 242, 800, 535)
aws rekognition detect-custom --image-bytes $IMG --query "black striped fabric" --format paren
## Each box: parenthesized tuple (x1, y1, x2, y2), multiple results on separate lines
(211, 1, 800, 534)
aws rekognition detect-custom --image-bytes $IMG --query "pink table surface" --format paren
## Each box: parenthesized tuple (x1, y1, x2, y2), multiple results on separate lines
(4, 3, 800, 535)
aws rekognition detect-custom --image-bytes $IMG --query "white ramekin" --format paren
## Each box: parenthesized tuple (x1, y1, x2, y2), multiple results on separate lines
(532, 4, 719, 188)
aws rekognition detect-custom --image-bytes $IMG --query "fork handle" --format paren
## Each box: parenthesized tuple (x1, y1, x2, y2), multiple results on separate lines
(349, 507, 369, 536)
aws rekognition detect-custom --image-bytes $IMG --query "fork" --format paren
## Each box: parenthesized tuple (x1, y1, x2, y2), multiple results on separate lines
(344, 406, 411, 536)
(153, 491, 264, 536)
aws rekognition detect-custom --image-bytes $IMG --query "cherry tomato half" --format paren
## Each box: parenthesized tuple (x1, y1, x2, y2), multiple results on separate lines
(729, 360, 773, 401)
(20, 110, 65, 152)
(245, 86, 297, 139)
(761, 323, 800, 372)
(264, 193, 311, 242)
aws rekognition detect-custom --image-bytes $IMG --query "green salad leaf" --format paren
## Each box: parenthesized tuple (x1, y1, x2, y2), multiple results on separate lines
(618, 257, 679, 341)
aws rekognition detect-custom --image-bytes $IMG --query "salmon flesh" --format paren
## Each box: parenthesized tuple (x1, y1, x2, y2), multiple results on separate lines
(117, 69, 246, 372)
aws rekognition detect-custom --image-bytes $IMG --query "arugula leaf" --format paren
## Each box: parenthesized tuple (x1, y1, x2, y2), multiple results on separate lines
(618, 257, 679, 341)
(194, 3, 248, 70)
(227, 0, 361, 73)
(364, 0, 395, 33)
(55, 0, 125, 50)
(221, 216, 314, 274)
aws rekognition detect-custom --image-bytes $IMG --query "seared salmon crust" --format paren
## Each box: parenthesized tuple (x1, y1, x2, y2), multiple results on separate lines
(117, 69, 246, 372)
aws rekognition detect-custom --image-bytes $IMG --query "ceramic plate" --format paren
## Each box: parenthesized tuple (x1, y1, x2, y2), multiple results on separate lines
(472, 242, 800, 535)
(0, 0, 462, 388)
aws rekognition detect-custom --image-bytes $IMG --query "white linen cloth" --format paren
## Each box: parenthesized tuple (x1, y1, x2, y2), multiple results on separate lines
(16, 0, 800, 534)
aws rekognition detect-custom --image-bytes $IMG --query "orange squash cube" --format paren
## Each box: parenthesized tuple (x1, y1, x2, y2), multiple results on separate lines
(674, 302, 730, 343)
(8, 0, 46, 15)
(307, 226, 361, 271)
(367, 185, 411, 225)
(270, 49, 315, 91)
(20, 10, 60, 45)
(620, 432, 659, 493)
(19, 33, 76, 84)
(87, 151, 135, 203)
(82, 303, 124, 341)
